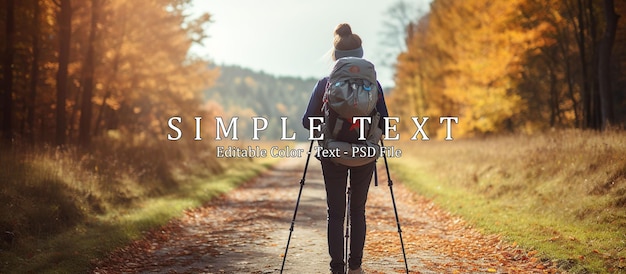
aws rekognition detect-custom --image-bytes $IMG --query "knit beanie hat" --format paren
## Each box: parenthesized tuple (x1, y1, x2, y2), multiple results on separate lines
(333, 23, 363, 60)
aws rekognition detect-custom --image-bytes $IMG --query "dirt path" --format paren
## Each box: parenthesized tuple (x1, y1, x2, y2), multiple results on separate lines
(92, 145, 558, 274)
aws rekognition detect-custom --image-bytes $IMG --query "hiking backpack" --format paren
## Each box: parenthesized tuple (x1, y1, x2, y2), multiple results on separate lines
(320, 57, 382, 167)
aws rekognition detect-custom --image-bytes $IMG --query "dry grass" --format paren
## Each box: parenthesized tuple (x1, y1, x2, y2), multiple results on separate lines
(0, 135, 279, 273)
(389, 129, 626, 273)
(0, 135, 217, 238)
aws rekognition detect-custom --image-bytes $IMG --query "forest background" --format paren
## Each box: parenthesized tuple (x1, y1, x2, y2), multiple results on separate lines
(0, 0, 625, 273)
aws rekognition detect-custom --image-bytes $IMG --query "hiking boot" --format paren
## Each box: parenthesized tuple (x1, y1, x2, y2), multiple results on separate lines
(348, 267, 365, 274)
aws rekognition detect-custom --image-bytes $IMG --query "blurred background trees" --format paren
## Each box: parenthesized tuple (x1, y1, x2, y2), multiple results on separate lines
(1, 0, 624, 145)
(0, 0, 223, 251)
(0, 0, 216, 149)
(203, 64, 317, 141)
(389, 0, 625, 137)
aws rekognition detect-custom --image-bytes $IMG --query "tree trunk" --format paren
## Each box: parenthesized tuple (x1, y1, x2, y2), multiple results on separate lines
(549, 65, 559, 127)
(56, 0, 72, 146)
(27, 0, 41, 144)
(1, 0, 15, 146)
(575, 0, 593, 129)
(587, 0, 602, 130)
(79, 0, 99, 149)
(94, 29, 125, 136)
(598, 0, 619, 130)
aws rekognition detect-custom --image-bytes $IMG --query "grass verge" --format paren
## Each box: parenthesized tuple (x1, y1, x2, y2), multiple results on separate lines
(388, 130, 626, 273)
(0, 139, 280, 273)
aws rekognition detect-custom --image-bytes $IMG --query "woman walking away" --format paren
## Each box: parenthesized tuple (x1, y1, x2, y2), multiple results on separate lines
(302, 23, 389, 274)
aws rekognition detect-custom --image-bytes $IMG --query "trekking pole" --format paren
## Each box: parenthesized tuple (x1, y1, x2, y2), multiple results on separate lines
(380, 140, 409, 274)
(344, 186, 352, 274)
(374, 159, 379, 187)
(280, 140, 315, 274)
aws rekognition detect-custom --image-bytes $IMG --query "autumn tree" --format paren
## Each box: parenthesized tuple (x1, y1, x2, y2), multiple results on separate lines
(517, 0, 623, 130)
(91, 0, 215, 139)
(0, 0, 217, 149)
(1, 0, 15, 146)
(392, 0, 540, 137)
(26, 0, 42, 144)
(516, 0, 581, 129)
(391, 0, 625, 136)
(597, 0, 619, 129)
(55, 0, 71, 146)
(78, 0, 100, 149)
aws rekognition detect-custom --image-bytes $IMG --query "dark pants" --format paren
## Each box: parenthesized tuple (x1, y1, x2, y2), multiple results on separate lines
(321, 158, 375, 272)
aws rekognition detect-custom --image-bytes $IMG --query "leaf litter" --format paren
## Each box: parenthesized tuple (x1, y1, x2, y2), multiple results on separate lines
(92, 149, 558, 273)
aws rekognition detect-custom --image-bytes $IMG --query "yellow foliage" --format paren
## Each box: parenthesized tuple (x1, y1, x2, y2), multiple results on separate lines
(391, 0, 548, 137)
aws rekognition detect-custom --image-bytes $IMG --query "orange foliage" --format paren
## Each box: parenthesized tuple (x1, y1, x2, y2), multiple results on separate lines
(2, 0, 218, 145)
(391, 0, 626, 136)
